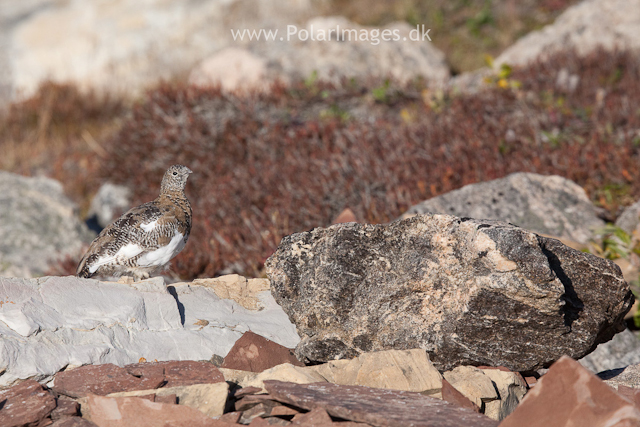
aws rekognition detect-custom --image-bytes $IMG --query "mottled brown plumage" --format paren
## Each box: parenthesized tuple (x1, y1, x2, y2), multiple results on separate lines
(77, 165, 192, 280)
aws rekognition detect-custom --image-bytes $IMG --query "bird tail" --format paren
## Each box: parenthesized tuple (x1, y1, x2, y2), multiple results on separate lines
(76, 255, 95, 278)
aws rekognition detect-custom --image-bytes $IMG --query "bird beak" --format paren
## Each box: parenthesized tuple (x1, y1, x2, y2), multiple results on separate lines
(186, 167, 193, 174)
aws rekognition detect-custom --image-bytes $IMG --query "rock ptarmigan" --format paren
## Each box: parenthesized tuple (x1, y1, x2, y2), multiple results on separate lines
(77, 165, 193, 281)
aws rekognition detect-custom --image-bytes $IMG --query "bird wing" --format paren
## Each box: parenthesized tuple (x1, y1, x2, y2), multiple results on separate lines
(77, 201, 176, 276)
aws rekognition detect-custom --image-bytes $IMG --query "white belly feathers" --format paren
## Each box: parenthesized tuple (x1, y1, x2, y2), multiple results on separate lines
(137, 232, 185, 267)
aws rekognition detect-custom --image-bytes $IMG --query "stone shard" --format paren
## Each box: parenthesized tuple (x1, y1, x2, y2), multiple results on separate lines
(442, 366, 497, 409)
(108, 382, 229, 418)
(221, 363, 327, 393)
(266, 214, 633, 371)
(222, 331, 303, 372)
(333, 208, 358, 224)
(128, 360, 225, 388)
(53, 364, 165, 398)
(0, 379, 57, 427)
(51, 418, 99, 427)
(51, 399, 80, 420)
(402, 173, 604, 244)
(617, 385, 640, 408)
(478, 367, 527, 420)
(80, 394, 233, 427)
(500, 356, 640, 427)
(599, 364, 640, 390)
(441, 379, 479, 412)
(307, 349, 442, 393)
(290, 407, 334, 426)
(263, 380, 498, 427)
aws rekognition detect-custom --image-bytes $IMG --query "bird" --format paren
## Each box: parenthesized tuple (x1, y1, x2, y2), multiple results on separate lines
(77, 165, 193, 281)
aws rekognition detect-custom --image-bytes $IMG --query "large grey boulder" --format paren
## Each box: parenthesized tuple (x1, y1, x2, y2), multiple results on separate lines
(266, 214, 633, 372)
(402, 173, 604, 244)
(190, 16, 449, 92)
(579, 328, 640, 373)
(616, 200, 640, 236)
(495, 0, 640, 67)
(0, 171, 93, 277)
(0, 275, 299, 387)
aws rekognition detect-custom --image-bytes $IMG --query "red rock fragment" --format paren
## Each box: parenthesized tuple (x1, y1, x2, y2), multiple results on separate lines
(50, 418, 99, 427)
(618, 385, 640, 408)
(0, 380, 57, 427)
(234, 386, 264, 398)
(160, 360, 225, 387)
(135, 394, 156, 402)
(82, 394, 235, 427)
(270, 404, 302, 416)
(222, 331, 302, 372)
(37, 418, 54, 427)
(155, 393, 177, 404)
(500, 356, 640, 427)
(51, 399, 80, 420)
(441, 378, 480, 412)
(218, 411, 242, 423)
(126, 360, 225, 387)
(53, 364, 164, 398)
(332, 209, 358, 224)
(291, 407, 334, 426)
(263, 380, 498, 427)
(236, 394, 276, 411)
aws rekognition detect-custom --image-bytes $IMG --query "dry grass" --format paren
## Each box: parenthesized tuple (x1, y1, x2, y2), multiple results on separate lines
(3, 49, 639, 281)
(0, 83, 125, 214)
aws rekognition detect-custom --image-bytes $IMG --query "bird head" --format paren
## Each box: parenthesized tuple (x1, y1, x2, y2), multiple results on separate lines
(160, 165, 193, 193)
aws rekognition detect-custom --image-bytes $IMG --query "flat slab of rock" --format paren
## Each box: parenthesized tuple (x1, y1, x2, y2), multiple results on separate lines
(0, 275, 299, 387)
(108, 382, 229, 418)
(0, 379, 56, 427)
(81, 394, 232, 427)
(263, 380, 498, 427)
(402, 173, 604, 244)
(266, 214, 633, 371)
(53, 361, 224, 398)
(500, 356, 640, 427)
(308, 349, 442, 393)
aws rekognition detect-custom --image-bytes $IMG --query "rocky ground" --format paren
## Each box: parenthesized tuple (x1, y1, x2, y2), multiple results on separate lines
(3, 0, 640, 425)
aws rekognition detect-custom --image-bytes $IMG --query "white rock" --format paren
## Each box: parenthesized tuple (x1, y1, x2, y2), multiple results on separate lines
(496, 0, 640, 67)
(0, 275, 299, 388)
(88, 183, 132, 229)
(190, 16, 450, 93)
(402, 172, 604, 244)
(2, 0, 315, 102)
(189, 47, 268, 93)
(0, 171, 93, 277)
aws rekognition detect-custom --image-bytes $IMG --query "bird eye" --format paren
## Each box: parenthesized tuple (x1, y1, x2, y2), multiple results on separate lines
(173, 172, 178, 176)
